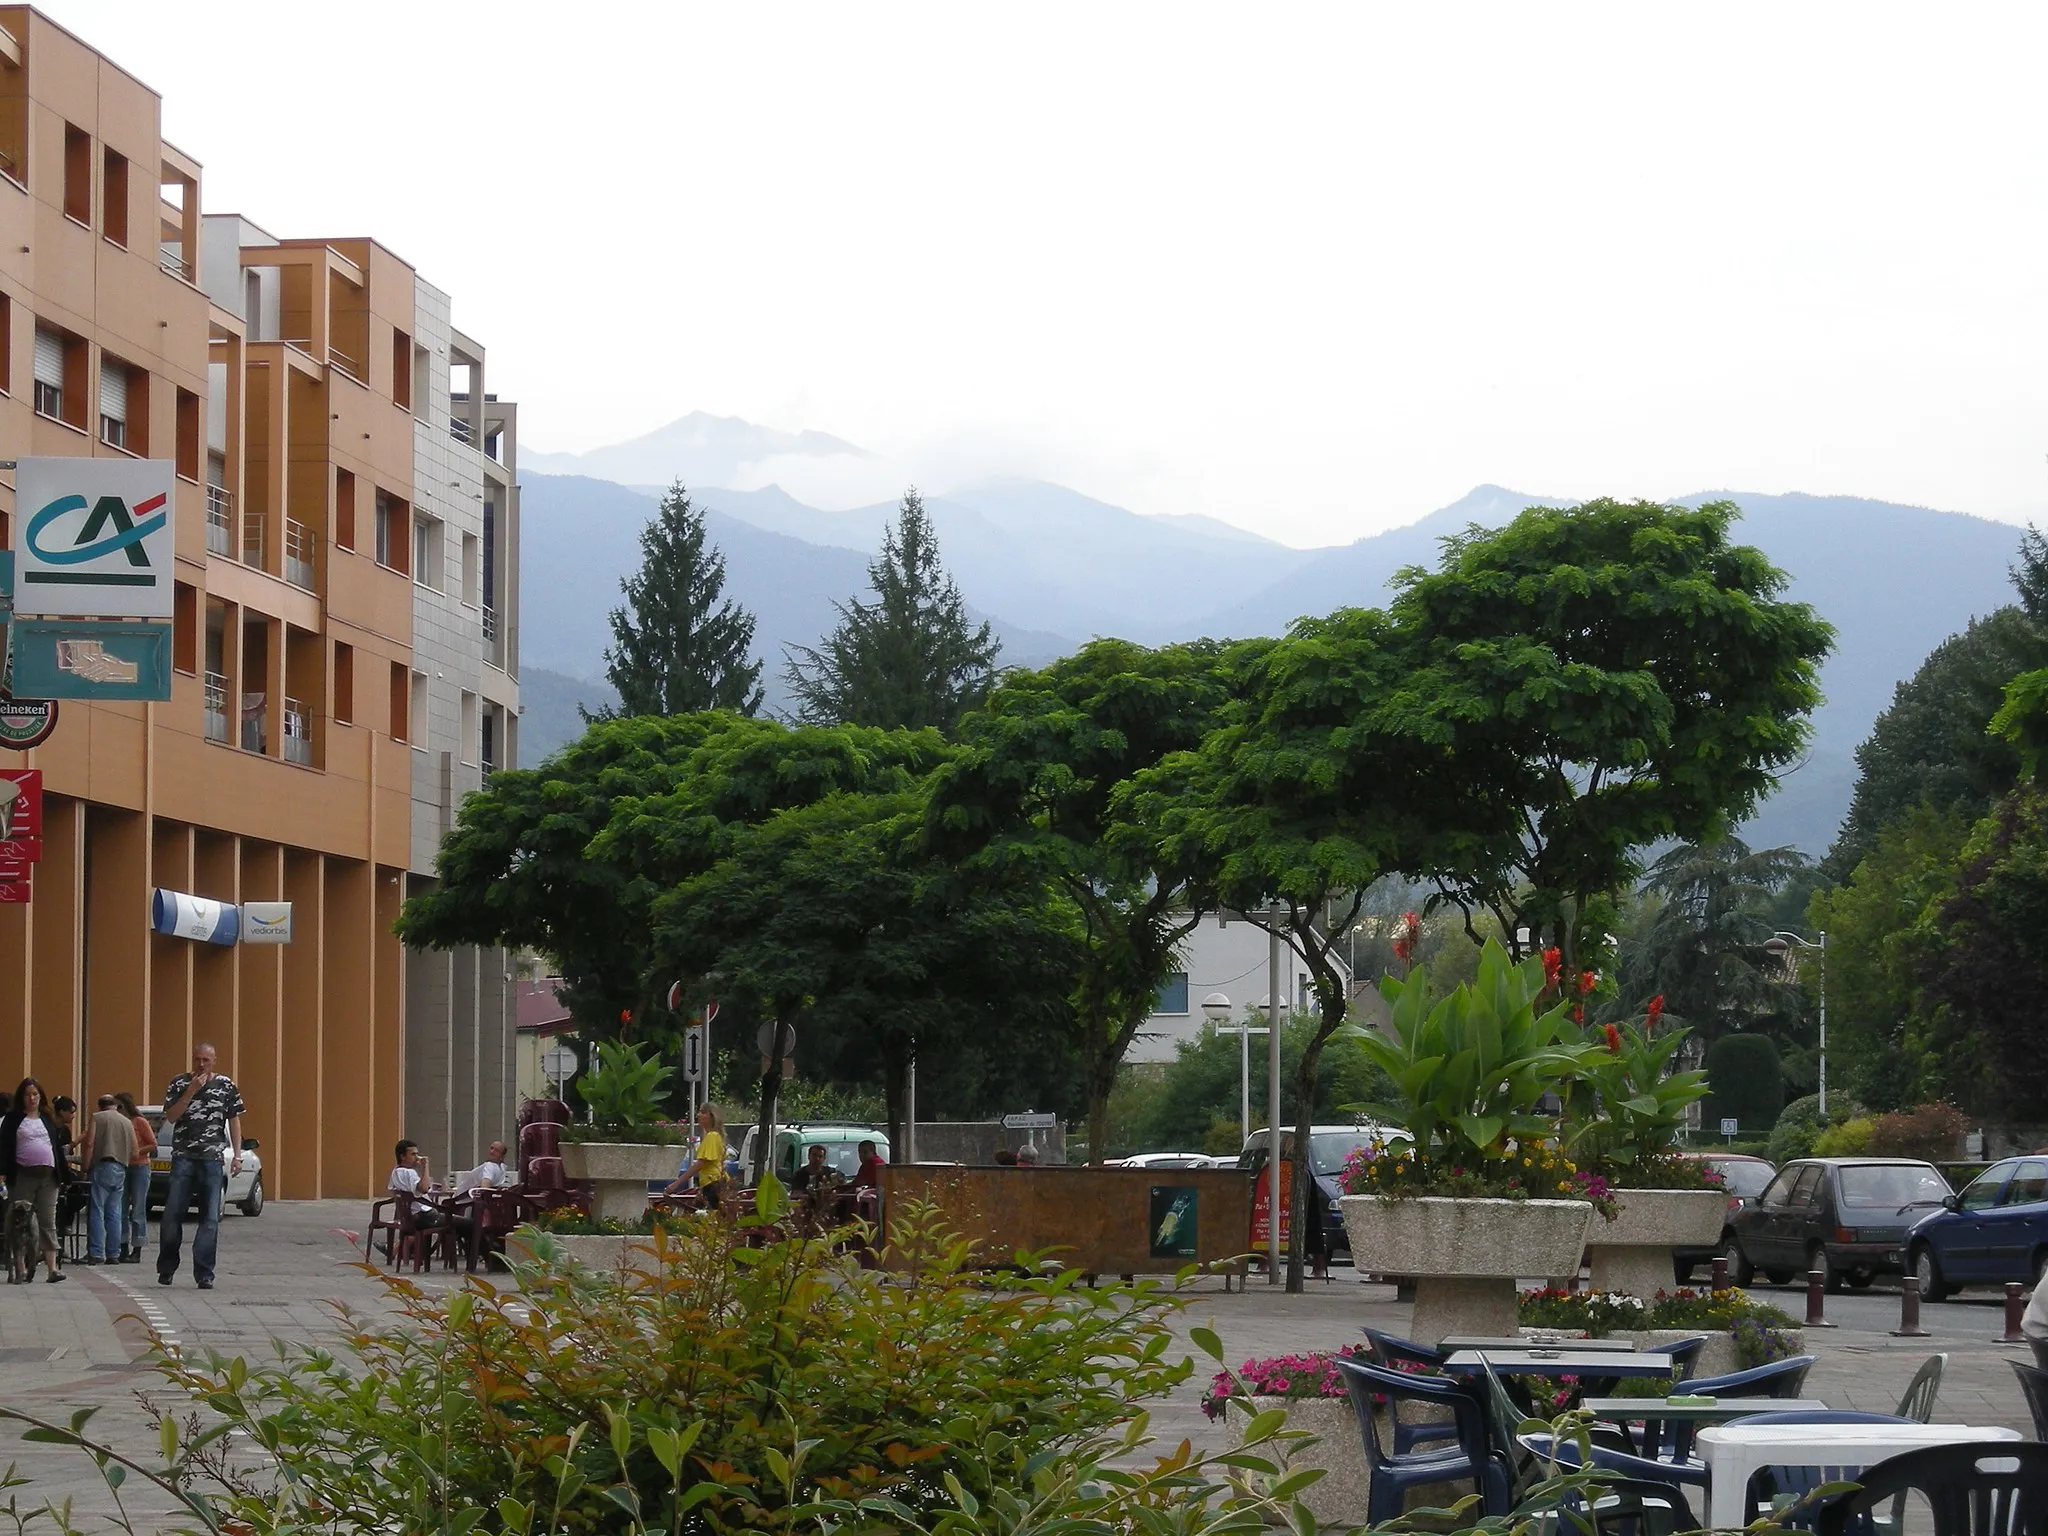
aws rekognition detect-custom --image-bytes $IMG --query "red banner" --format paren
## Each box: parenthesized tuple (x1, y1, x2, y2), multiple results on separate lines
(1249, 1159, 1294, 1254)
(0, 881, 31, 904)
(0, 769, 42, 841)
(0, 839, 39, 863)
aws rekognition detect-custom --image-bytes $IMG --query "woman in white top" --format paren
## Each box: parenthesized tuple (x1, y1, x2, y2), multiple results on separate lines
(1, 1078, 74, 1283)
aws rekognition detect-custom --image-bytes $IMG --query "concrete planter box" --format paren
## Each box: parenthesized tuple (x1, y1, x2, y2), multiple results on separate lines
(1585, 1189, 1730, 1298)
(1511, 1326, 1803, 1379)
(502, 1231, 662, 1277)
(559, 1142, 678, 1224)
(1341, 1195, 1595, 1343)
(1238, 1397, 1369, 1527)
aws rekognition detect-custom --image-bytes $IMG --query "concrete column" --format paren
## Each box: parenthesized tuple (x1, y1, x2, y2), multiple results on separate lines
(0, 892, 27, 1086)
(145, 820, 194, 1104)
(372, 866, 405, 1200)
(82, 804, 149, 1101)
(232, 840, 281, 1182)
(279, 848, 323, 1197)
(321, 858, 373, 1197)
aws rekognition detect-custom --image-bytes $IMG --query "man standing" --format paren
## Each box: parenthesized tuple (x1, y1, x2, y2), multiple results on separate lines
(156, 1043, 246, 1290)
(80, 1094, 136, 1265)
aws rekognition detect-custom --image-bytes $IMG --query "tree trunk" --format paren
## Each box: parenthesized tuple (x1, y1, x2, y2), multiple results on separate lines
(882, 1044, 906, 1157)
(1085, 1041, 1117, 1166)
(750, 1005, 795, 1184)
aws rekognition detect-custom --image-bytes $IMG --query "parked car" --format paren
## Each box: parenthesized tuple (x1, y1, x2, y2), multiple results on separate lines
(1672, 1152, 1777, 1284)
(142, 1106, 265, 1217)
(732, 1123, 889, 1188)
(1237, 1124, 1409, 1264)
(1727, 1157, 1951, 1291)
(1116, 1151, 1218, 1170)
(1904, 1155, 2048, 1301)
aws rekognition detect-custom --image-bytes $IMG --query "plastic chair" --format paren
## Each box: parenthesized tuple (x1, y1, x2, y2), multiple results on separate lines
(1643, 1334, 1708, 1383)
(1894, 1353, 1947, 1424)
(1359, 1327, 1459, 1454)
(1334, 1355, 1509, 1523)
(1636, 1354, 1820, 1464)
(1722, 1411, 1915, 1530)
(1554, 1475, 1700, 1536)
(1520, 1430, 1709, 1510)
(365, 1197, 399, 1265)
(1815, 1441, 2048, 1536)
(2010, 1361, 2048, 1441)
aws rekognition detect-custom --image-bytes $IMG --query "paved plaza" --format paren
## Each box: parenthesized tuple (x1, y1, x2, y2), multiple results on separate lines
(0, 1201, 2035, 1526)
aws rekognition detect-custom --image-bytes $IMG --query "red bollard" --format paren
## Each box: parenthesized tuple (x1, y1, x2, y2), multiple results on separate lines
(1892, 1274, 1930, 1338)
(1805, 1269, 1837, 1328)
(1711, 1256, 1730, 1291)
(2003, 1282, 2028, 1344)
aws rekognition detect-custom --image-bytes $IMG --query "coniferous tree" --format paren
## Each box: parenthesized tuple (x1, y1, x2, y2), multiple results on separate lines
(781, 487, 1000, 732)
(597, 481, 763, 719)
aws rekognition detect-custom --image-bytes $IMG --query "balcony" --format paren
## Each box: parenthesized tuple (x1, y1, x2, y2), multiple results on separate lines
(206, 485, 234, 556)
(241, 693, 267, 755)
(482, 604, 498, 642)
(284, 518, 319, 591)
(449, 416, 475, 446)
(203, 671, 230, 744)
(158, 245, 193, 282)
(328, 345, 362, 382)
(283, 698, 314, 766)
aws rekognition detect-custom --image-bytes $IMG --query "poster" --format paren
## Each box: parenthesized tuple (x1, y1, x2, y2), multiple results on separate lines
(1150, 1185, 1199, 1260)
(1249, 1159, 1294, 1254)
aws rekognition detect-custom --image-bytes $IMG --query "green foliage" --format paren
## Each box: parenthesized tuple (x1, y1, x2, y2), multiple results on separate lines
(1811, 1117, 1875, 1156)
(1519, 1285, 1798, 1335)
(1701, 1035, 1786, 1139)
(1768, 1093, 1831, 1164)
(1866, 1102, 1969, 1161)
(1347, 939, 1606, 1167)
(572, 1041, 676, 1139)
(597, 480, 764, 721)
(1563, 1010, 1711, 1174)
(782, 488, 1000, 734)
(1127, 1010, 1394, 1154)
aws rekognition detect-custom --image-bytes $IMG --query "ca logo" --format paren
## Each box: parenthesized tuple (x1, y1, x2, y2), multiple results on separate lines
(23, 491, 167, 588)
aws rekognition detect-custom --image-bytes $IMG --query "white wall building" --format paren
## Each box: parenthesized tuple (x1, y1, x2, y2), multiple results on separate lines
(1129, 911, 1351, 1064)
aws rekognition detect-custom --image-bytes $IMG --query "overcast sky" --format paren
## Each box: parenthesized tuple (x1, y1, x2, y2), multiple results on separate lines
(51, 3, 2048, 547)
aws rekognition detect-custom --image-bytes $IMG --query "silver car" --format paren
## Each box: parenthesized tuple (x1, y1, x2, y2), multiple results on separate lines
(142, 1106, 265, 1217)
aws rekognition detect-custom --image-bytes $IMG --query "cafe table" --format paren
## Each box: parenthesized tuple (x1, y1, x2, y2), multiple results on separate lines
(1442, 1349, 1683, 1380)
(1441, 1336, 1638, 1353)
(1581, 1397, 1831, 1422)
(1695, 1421, 2023, 1531)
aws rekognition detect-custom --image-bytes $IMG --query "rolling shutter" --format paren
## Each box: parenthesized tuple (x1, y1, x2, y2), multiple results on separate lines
(33, 327, 62, 387)
(99, 358, 126, 422)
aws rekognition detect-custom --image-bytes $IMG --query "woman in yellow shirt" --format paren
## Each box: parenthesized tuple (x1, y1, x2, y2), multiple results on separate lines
(690, 1105, 729, 1212)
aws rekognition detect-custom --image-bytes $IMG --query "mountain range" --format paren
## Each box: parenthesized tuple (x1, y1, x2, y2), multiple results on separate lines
(516, 418, 2032, 858)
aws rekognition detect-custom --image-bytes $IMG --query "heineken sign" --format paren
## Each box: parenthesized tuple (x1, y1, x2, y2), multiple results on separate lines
(0, 697, 57, 751)
(14, 459, 176, 618)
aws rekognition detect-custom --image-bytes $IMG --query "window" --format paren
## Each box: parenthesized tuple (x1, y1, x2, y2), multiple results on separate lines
(387, 661, 408, 742)
(461, 532, 480, 607)
(334, 469, 355, 550)
(410, 670, 429, 749)
(32, 325, 63, 420)
(172, 582, 197, 674)
(391, 329, 412, 411)
(100, 146, 128, 246)
(2009, 1161, 2048, 1207)
(1154, 972, 1190, 1015)
(62, 123, 89, 224)
(99, 355, 129, 448)
(175, 387, 199, 479)
(413, 516, 441, 590)
(459, 691, 478, 764)
(374, 491, 409, 574)
(1786, 1166, 1823, 1208)
(481, 706, 496, 774)
(1963, 1164, 2013, 1214)
(332, 643, 354, 725)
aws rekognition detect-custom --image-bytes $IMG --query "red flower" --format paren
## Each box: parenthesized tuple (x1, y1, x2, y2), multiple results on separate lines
(1542, 948, 1563, 988)
(1572, 1006, 1584, 1023)
(1603, 1023, 1622, 1053)
(1578, 970, 1596, 996)
(1645, 994, 1665, 1030)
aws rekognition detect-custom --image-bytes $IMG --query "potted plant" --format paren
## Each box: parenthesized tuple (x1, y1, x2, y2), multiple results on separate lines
(1340, 940, 1607, 1341)
(1559, 987, 1724, 1297)
(558, 1041, 684, 1224)
(1518, 1284, 1804, 1377)
(1205, 1347, 1375, 1524)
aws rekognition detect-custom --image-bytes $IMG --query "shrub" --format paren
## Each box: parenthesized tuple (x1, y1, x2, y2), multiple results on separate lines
(1812, 1116, 1876, 1156)
(18, 1191, 1199, 1534)
(1769, 1093, 1828, 1163)
(1199, 1345, 1373, 1419)
(1867, 1102, 1969, 1161)
(1703, 1034, 1785, 1137)
(1518, 1286, 1802, 1370)
(568, 1040, 682, 1142)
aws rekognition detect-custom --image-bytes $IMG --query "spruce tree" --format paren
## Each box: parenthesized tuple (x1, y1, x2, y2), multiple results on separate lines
(597, 481, 763, 719)
(781, 487, 1000, 732)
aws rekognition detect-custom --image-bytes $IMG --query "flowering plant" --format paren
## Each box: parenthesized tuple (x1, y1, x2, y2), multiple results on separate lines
(1556, 992, 1711, 1180)
(1199, 1345, 1372, 1420)
(1338, 1139, 1619, 1218)
(1518, 1285, 1801, 1369)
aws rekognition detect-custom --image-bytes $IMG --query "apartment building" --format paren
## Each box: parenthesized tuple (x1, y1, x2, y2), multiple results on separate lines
(0, 9, 519, 1197)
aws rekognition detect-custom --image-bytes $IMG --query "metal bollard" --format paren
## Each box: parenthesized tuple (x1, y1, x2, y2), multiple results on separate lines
(2003, 1282, 2028, 1344)
(1804, 1269, 1836, 1328)
(1711, 1255, 1730, 1292)
(1892, 1274, 1930, 1338)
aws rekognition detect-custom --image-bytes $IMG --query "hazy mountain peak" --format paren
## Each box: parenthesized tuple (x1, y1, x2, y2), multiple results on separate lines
(523, 411, 880, 500)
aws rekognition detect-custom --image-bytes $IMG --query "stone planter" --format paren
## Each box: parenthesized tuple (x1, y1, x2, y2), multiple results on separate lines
(1341, 1195, 1595, 1344)
(1237, 1397, 1369, 1526)
(559, 1141, 680, 1224)
(1600, 1325, 1805, 1380)
(502, 1230, 663, 1277)
(1584, 1189, 1729, 1299)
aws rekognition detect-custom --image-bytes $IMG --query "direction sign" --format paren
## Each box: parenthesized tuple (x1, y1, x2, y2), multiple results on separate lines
(682, 1025, 706, 1083)
(0, 770, 42, 840)
(15, 459, 177, 618)
(0, 697, 58, 750)
(541, 1045, 578, 1085)
(0, 840, 40, 863)
(0, 882, 29, 905)
(1002, 1111, 1058, 1130)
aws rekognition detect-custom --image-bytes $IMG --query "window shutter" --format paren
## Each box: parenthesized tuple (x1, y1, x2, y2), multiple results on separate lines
(33, 328, 62, 387)
(99, 358, 127, 422)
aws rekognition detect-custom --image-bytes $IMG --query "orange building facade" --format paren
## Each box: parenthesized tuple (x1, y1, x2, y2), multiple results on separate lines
(0, 10, 518, 1198)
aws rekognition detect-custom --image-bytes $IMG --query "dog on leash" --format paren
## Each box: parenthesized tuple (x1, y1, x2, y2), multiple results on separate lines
(5, 1198, 35, 1282)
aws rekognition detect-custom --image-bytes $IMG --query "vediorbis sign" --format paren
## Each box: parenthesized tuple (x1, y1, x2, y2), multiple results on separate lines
(14, 459, 177, 618)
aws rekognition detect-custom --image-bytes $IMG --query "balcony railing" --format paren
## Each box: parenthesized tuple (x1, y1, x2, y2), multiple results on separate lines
(284, 518, 319, 591)
(206, 485, 234, 556)
(242, 510, 264, 568)
(159, 245, 193, 282)
(449, 416, 475, 445)
(482, 604, 498, 642)
(283, 698, 314, 766)
(241, 693, 267, 755)
(203, 671, 230, 744)
(328, 345, 362, 381)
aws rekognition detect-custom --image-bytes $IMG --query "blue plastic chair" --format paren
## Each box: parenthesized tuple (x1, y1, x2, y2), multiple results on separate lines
(1815, 1441, 2048, 1536)
(1635, 1354, 1819, 1464)
(1358, 1327, 1460, 1454)
(1334, 1356, 1510, 1523)
(1521, 1430, 1708, 1511)
(1643, 1334, 1708, 1383)
(1721, 1412, 1915, 1530)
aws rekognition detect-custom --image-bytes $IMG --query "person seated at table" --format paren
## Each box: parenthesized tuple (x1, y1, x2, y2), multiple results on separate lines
(790, 1144, 846, 1230)
(852, 1140, 886, 1190)
(389, 1140, 473, 1243)
(454, 1141, 511, 1195)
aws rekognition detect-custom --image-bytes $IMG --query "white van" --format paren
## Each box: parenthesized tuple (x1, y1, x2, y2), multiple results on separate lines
(734, 1123, 889, 1188)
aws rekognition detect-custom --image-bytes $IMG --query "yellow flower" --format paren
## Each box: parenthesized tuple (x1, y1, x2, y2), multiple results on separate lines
(1557, 1180, 1570, 1191)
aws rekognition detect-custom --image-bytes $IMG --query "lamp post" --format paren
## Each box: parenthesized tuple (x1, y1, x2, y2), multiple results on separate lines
(1202, 991, 1270, 1146)
(1767, 930, 1828, 1117)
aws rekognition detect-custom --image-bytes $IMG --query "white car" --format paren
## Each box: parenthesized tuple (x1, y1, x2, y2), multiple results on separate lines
(142, 1106, 265, 1217)
(1116, 1151, 1224, 1170)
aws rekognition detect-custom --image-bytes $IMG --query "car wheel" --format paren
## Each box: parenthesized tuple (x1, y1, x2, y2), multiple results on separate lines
(1673, 1255, 1696, 1286)
(1809, 1243, 1844, 1293)
(1723, 1233, 1755, 1287)
(1912, 1246, 1951, 1304)
(1847, 1269, 1875, 1289)
(238, 1175, 263, 1218)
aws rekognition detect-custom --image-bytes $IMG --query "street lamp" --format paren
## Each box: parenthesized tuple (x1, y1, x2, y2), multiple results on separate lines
(1203, 991, 1270, 1146)
(1766, 930, 1828, 1117)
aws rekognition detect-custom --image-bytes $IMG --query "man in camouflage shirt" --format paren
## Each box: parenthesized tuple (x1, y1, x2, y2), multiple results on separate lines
(156, 1043, 246, 1289)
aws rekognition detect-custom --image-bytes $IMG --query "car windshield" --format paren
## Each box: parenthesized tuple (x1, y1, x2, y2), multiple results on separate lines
(1708, 1160, 1774, 1198)
(1838, 1164, 1951, 1207)
(1309, 1133, 1381, 1175)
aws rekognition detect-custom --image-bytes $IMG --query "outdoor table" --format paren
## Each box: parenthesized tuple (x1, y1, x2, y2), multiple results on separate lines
(1441, 1336, 1637, 1353)
(1581, 1397, 1831, 1421)
(1442, 1350, 1680, 1379)
(1695, 1422, 2023, 1531)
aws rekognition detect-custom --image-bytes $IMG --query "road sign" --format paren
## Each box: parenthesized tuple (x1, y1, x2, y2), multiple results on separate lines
(1720, 1117, 1739, 1137)
(667, 979, 684, 1011)
(10, 619, 172, 701)
(15, 459, 177, 618)
(1002, 1111, 1058, 1130)
(0, 770, 42, 840)
(682, 1025, 705, 1083)
(541, 1045, 577, 1085)
(703, 998, 719, 1025)
(0, 696, 57, 750)
(756, 1022, 796, 1058)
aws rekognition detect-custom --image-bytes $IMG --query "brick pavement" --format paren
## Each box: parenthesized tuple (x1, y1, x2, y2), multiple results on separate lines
(0, 1207, 2035, 1527)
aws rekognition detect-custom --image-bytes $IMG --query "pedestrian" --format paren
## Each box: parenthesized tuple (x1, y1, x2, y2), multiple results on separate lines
(116, 1093, 154, 1264)
(689, 1106, 730, 1211)
(0, 1078, 73, 1283)
(49, 1095, 87, 1247)
(80, 1094, 136, 1265)
(156, 1043, 247, 1290)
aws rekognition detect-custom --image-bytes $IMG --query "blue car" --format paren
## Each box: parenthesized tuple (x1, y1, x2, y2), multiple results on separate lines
(1904, 1156, 2048, 1302)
